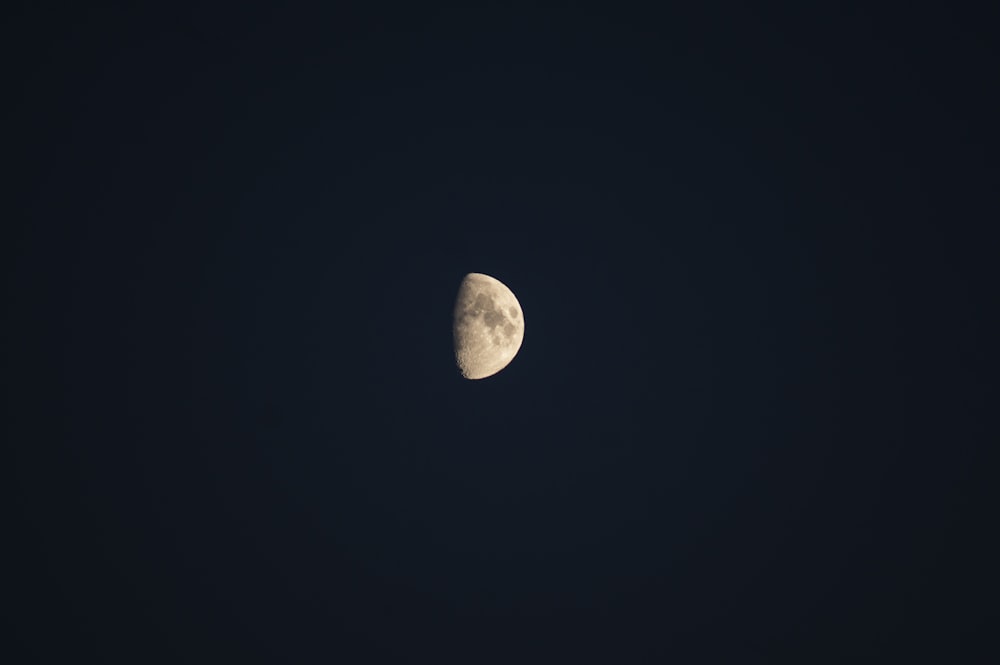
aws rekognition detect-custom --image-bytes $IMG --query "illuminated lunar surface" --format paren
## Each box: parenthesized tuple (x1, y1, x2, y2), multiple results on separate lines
(453, 272, 524, 380)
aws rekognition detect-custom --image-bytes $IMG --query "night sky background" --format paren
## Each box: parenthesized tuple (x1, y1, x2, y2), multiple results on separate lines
(6, 2, 995, 663)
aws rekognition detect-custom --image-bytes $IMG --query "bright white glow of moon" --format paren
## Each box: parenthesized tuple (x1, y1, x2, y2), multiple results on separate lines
(453, 272, 524, 380)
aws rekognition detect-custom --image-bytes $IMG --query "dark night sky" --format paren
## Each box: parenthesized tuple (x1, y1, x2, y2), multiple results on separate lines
(5, 2, 995, 663)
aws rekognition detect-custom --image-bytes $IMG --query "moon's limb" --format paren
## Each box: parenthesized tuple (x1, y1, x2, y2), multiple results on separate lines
(453, 273, 524, 379)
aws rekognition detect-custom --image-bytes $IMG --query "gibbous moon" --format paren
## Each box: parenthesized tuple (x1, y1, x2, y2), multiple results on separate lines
(453, 272, 525, 380)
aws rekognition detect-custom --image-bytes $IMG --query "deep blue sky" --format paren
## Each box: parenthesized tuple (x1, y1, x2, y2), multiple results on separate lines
(6, 3, 994, 663)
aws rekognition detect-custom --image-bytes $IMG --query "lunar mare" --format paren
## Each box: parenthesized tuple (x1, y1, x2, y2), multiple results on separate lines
(453, 272, 524, 379)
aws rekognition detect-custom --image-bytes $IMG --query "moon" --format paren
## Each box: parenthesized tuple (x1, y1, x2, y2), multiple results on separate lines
(453, 272, 525, 380)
